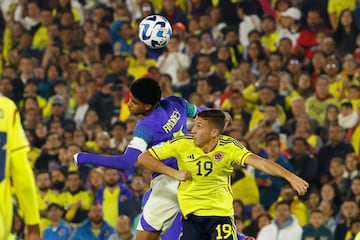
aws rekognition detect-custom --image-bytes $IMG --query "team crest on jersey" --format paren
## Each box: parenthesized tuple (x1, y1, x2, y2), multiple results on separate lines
(59, 229, 65, 236)
(213, 152, 224, 161)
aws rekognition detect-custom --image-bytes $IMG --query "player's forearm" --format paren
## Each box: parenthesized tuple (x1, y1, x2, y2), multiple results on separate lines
(24, 224, 40, 240)
(11, 150, 40, 225)
(246, 154, 293, 180)
(138, 151, 179, 178)
(75, 148, 141, 170)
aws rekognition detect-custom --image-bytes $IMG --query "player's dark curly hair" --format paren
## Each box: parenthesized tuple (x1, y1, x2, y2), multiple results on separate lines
(130, 77, 161, 106)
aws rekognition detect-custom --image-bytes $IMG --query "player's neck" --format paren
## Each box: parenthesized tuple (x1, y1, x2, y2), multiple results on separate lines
(201, 138, 218, 154)
(143, 107, 155, 116)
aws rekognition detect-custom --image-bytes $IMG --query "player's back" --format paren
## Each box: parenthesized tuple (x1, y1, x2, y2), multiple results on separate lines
(0, 96, 31, 238)
(132, 96, 196, 171)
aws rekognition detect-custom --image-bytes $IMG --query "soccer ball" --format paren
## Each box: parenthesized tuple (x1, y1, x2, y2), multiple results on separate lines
(138, 15, 172, 49)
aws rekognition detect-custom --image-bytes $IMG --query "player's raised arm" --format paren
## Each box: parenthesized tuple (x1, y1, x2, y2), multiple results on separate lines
(243, 154, 309, 195)
(138, 151, 191, 181)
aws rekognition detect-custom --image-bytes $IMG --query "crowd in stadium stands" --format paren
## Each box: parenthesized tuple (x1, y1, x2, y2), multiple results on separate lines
(2, 0, 360, 239)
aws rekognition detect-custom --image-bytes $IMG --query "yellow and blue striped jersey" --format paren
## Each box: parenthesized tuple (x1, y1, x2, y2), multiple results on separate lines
(149, 135, 252, 217)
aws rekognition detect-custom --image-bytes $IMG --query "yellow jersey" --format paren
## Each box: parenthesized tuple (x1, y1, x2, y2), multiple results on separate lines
(149, 135, 252, 217)
(37, 190, 60, 235)
(0, 96, 40, 239)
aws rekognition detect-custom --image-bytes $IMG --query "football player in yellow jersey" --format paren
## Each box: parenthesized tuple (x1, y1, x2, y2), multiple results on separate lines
(0, 95, 40, 239)
(138, 109, 309, 240)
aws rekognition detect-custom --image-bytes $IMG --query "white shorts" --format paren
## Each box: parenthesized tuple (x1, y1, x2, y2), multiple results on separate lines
(137, 174, 180, 233)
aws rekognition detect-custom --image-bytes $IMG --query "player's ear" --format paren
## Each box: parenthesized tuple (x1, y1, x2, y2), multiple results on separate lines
(144, 103, 153, 111)
(210, 128, 220, 138)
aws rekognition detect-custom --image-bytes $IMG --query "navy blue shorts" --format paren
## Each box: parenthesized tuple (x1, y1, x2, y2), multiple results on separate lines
(181, 215, 237, 240)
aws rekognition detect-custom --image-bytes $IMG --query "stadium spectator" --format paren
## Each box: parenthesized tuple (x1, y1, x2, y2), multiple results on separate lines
(318, 199, 338, 234)
(257, 201, 302, 240)
(343, 153, 359, 181)
(43, 203, 71, 240)
(317, 124, 354, 185)
(335, 199, 360, 240)
(301, 209, 334, 240)
(243, 204, 266, 237)
(328, 157, 349, 200)
(119, 174, 146, 223)
(35, 170, 60, 235)
(278, 7, 302, 49)
(286, 137, 318, 187)
(108, 215, 135, 240)
(347, 176, 360, 206)
(268, 183, 308, 226)
(156, 36, 190, 88)
(255, 133, 294, 209)
(95, 168, 133, 228)
(59, 171, 93, 226)
(71, 203, 114, 240)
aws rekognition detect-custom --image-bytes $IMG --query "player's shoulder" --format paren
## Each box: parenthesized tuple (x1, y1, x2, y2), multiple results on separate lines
(160, 95, 186, 105)
(169, 135, 193, 143)
(0, 96, 17, 109)
(219, 135, 245, 149)
(0, 96, 17, 116)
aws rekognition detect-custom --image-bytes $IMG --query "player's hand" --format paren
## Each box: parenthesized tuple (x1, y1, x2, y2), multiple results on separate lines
(175, 170, 192, 181)
(289, 174, 309, 196)
(24, 224, 40, 240)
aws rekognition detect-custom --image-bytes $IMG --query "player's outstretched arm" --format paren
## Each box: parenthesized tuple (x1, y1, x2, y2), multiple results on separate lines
(244, 154, 309, 195)
(74, 147, 142, 171)
(138, 151, 191, 181)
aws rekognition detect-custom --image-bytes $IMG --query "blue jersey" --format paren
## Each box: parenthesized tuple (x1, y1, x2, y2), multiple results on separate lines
(128, 96, 200, 176)
(75, 96, 204, 177)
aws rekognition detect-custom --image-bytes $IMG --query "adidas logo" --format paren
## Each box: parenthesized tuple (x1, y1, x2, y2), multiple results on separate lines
(187, 154, 194, 159)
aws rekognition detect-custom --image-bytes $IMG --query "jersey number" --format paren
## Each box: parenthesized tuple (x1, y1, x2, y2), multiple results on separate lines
(196, 161, 213, 176)
(0, 131, 7, 182)
(216, 223, 232, 239)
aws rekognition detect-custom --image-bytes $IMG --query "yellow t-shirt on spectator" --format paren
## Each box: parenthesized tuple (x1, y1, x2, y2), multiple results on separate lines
(127, 57, 156, 79)
(327, 0, 356, 20)
(32, 26, 49, 50)
(261, 31, 279, 52)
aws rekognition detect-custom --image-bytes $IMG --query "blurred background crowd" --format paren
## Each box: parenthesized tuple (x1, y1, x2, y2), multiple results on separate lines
(2, 0, 360, 239)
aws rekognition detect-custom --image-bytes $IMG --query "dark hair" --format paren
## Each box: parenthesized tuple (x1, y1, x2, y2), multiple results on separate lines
(350, 217, 360, 227)
(340, 101, 353, 109)
(310, 209, 324, 216)
(275, 200, 290, 209)
(265, 132, 280, 146)
(35, 169, 51, 178)
(130, 78, 161, 106)
(333, 9, 358, 43)
(197, 109, 225, 131)
(292, 136, 309, 146)
(66, 171, 80, 178)
(111, 121, 127, 131)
